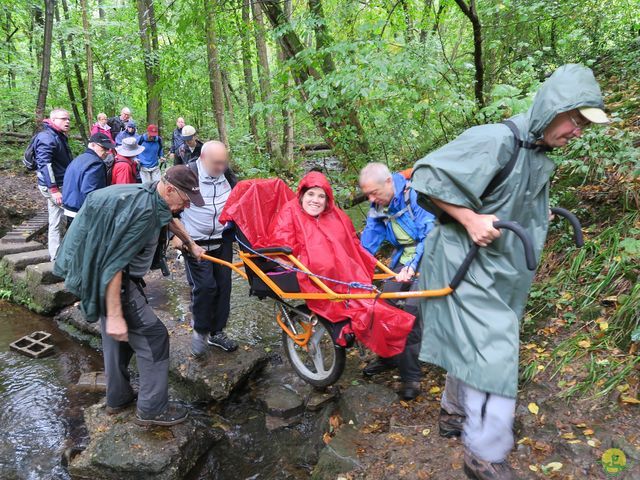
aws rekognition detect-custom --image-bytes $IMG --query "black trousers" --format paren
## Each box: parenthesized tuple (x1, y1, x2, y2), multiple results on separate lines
(184, 241, 233, 334)
(380, 268, 423, 382)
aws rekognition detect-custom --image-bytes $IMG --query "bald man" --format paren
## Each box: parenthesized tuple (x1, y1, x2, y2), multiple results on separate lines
(172, 141, 239, 357)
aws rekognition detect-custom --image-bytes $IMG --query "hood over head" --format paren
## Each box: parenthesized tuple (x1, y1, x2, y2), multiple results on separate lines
(527, 64, 605, 138)
(297, 171, 335, 213)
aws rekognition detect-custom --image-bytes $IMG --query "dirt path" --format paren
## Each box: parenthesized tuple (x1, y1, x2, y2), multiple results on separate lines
(0, 171, 45, 236)
(336, 344, 640, 479)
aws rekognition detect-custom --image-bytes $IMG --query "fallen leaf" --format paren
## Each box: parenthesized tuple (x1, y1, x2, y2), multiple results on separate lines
(422, 428, 431, 436)
(429, 386, 441, 394)
(598, 322, 609, 331)
(583, 428, 594, 436)
(621, 396, 640, 404)
(544, 462, 563, 472)
(528, 402, 540, 415)
(561, 432, 576, 439)
(322, 432, 332, 444)
(578, 339, 591, 349)
(529, 465, 539, 472)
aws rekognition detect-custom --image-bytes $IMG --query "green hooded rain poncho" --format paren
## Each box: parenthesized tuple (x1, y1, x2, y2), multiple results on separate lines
(53, 182, 173, 322)
(412, 64, 605, 398)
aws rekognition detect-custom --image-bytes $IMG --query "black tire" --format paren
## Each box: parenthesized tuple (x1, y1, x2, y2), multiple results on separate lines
(281, 307, 346, 388)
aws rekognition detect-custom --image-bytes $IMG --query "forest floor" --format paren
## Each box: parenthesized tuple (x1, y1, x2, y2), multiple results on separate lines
(0, 170, 44, 236)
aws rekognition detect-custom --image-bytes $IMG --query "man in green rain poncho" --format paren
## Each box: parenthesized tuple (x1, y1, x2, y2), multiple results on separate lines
(411, 64, 609, 480)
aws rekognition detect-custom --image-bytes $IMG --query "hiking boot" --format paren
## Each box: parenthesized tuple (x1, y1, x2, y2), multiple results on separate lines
(105, 394, 137, 415)
(208, 331, 238, 352)
(362, 357, 395, 377)
(399, 381, 421, 401)
(439, 408, 465, 438)
(134, 402, 189, 427)
(191, 330, 209, 358)
(463, 450, 515, 480)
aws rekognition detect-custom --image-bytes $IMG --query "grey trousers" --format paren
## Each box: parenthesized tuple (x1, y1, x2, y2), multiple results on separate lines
(442, 374, 516, 463)
(100, 278, 170, 415)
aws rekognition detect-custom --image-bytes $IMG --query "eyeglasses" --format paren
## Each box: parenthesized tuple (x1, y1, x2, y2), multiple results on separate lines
(171, 184, 190, 205)
(569, 112, 590, 131)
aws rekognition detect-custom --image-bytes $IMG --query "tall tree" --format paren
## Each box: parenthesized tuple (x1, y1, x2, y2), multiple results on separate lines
(280, 0, 294, 165)
(35, 0, 54, 123)
(454, 0, 485, 107)
(238, 0, 260, 145)
(136, 0, 161, 126)
(80, 0, 94, 126)
(260, 0, 370, 160)
(204, 0, 228, 145)
(252, 0, 281, 159)
(60, 0, 88, 121)
(54, 1, 87, 140)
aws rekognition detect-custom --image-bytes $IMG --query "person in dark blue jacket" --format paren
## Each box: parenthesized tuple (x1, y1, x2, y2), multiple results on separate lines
(358, 162, 435, 400)
(35, 108, 74, 261)
(62, 133, 116, 226)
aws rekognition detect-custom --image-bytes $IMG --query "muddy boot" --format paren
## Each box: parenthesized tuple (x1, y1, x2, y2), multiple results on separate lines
(134, 402, 189, 427)
(191, 330, 209, 358)
(362, 357, 395, 377)
(399, 381, 421, 401)
(439, 408, 465, 438)
(463, 450, 515, 480)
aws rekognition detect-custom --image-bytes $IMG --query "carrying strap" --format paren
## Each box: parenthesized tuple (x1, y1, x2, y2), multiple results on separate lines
(480, 120, 540, 200)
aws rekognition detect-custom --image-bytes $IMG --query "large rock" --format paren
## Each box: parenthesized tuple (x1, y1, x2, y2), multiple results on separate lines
(0, 239, 44, 257)
(338, 383, 397, 426)
(25, 261, 63, 285)
(311, 425, 362, 479)
(69, 403, 223, 480)
(0, 249, 50, 272)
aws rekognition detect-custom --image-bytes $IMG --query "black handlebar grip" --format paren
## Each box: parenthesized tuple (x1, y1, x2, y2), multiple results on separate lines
(492, 221, 537, 271)
(550, 207, 584, 247)
(449, 220, 537, 290)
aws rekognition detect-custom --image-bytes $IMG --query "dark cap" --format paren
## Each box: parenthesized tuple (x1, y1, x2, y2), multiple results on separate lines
(164, 165, 205, 207)
(89, 132, 116, 149)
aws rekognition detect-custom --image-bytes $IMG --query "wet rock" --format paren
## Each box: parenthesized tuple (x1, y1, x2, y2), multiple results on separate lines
(311, 425, 362, 479)
(265, 413, 302, 430)
(338, 383, 397, 426)
(0, 249, 50, 271)
(54, 304, 101, 338)
(259, 385, 305, 418)
(0, 239, 44, 257)
(306, 389, 338, 412)
(69, 403, 224, 480)
(169, 337, 269, 403)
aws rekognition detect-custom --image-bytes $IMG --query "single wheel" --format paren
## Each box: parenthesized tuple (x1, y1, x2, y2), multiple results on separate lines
(281, 306, 346, 387)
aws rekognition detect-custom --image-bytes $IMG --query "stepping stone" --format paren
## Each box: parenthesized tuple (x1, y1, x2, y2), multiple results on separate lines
(26, 262, 63, 285)
(258, 384, 305, 418)
(9, 331, 55, 358)
(76, 371, 107, 393)
(0, 240, 45, 258)
(1, 249, 50, 272)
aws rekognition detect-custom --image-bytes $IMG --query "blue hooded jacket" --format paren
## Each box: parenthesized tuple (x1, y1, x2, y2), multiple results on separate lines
(360, 172, 435, 271)
(137, 133, 164, 168)
(62, 148, 107, 213)
(35, 121, 73, 188)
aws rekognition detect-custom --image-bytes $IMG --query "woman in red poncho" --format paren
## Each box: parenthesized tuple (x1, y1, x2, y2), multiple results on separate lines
(268, 171, 415, 358)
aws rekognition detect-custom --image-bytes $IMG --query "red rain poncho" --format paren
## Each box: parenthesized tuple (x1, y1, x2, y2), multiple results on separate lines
(267, 172, 415, 358)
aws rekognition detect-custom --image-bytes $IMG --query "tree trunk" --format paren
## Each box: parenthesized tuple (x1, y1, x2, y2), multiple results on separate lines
(259, 0, 369, 161)
(280, 0, 294, 165)
(35, 0, 54, 123)
(4, 13, 18, 90)
(54, 2, 88, 141)
(238, 0, 260, 145)
(136, 0, 161, 126)
(453, 0, 484, 108)
(97, 0, 115, 113)
(80, 0, 94, 126)
(221, 70, 236, 128)
(308, 0, 335, 72)
(60, 0, 88, 121)
(204, 0, 228, 145)
(251, 0, 280, 158)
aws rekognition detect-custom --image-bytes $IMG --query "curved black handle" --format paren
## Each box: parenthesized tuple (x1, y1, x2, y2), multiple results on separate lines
(449, 220, 537, 289)
(550, 207, 584, 247)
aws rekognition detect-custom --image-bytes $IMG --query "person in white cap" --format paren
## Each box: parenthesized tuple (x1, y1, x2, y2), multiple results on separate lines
(411, 64, 609, 480)
(174, 125, 202, 166)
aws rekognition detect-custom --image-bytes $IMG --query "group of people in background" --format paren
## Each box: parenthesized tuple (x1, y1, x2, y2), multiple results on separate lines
(35, 63, 610, 480)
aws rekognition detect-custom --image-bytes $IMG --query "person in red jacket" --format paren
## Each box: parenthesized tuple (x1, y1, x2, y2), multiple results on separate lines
(111, 137, 144, 185)
(267, 171, 416, 359)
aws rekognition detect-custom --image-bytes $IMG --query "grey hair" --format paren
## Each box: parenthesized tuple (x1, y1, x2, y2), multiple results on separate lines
(49, 108, 69, 119)
(359, 162, 392, 185)
(121, 107, 131, 115)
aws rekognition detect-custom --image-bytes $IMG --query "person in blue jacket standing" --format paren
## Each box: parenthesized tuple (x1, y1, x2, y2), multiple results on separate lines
(137, 124, 165, 183)
(62, 133, 115, 226)
(359, 162, 435, 400)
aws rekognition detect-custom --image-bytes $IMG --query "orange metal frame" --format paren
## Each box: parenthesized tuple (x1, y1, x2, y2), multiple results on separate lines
(201, 251, 453, 302)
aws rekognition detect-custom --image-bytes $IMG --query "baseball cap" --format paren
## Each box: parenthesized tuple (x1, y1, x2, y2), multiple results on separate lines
(89, 132, 116, 149)
(181, 125, 196, 141)
(164, 165, 205, 207)
(579, 107, 609, 124)
(147, 124, 159, 135)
